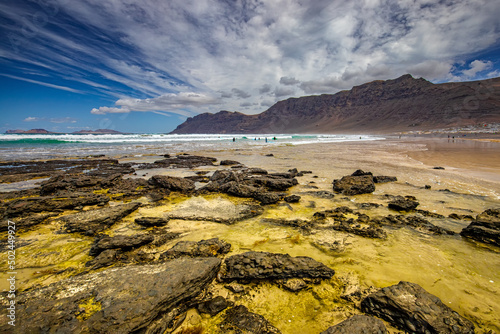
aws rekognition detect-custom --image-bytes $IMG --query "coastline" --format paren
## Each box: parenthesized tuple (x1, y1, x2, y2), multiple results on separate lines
(0, 135, 499, 333)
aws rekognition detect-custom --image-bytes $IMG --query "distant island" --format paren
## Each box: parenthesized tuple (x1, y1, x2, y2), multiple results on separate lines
(170, 74, 500, 134)
(5, 129, 125, 134)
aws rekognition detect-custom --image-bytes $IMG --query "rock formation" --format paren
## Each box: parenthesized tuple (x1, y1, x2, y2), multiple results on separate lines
(171, 74, 500, 134)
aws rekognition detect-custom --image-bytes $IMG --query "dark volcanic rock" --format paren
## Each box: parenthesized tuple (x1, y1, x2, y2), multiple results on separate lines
(320, 315, 388, 334)
(141, 154, 217, 169)
(372, 214, 455, 235)
(3, 194, 109, 218)
(373, 175, 398, 183)
(333, 175, 375, 196)
(220, 305, 281, 334)
(221, 159, 241, 165)
(284, 195, 301, 203)
(253, 192, 283, 205)
(89, 233, 155, 257)
(160, 238, 231, 260)
(2, 258, 221, 334)
(201, 168, 298, 205)
(361, 281, 475, 334)
(85, 249, 124, 270)
(197, 296, 230, 316)
(135, 217, 170, 227)
(460, 208, 500, 247)
(0, 212, 58, 231)
(59, 202, 141, 235)
(388, 195, 419, 211)
(148, 175, 195, 193)
(221, 251, 335, 281)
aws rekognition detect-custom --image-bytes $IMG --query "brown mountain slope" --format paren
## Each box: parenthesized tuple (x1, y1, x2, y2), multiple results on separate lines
(170, 74, 500, 134)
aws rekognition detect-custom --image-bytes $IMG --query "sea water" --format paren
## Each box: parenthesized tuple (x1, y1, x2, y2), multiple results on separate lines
(0, 133, 383, 161)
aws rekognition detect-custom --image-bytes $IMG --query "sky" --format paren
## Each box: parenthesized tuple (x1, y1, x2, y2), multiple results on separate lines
(1, 0, 500, 133)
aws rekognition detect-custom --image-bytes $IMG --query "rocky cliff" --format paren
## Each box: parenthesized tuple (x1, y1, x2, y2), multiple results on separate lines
(171, 74, 500, 134)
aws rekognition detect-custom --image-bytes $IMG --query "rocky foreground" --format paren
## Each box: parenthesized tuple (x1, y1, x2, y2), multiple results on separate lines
(0, 154, 498, 333)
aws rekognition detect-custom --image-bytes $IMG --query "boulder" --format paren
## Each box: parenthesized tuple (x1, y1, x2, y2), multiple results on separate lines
(2, 258, 221, 334)
(333, 175, 375, 196)
(220, 159, 241, 165)
(253, 192, 282, 205)
(160, 238, 231, 260)
(460, 208, 500, 247)
(221, 251, 335, 281)
(361, 281, 475, 334)
(59, 202, 141, 235)
(89, 233, 155, 257)
(220, 305, 281, 334)
(134, 217, 170, 227)
(284, 195, 301, 203)
(320, 314, 388, 334)
(148, 175, 195, 193)
(388, 196, 419, 211)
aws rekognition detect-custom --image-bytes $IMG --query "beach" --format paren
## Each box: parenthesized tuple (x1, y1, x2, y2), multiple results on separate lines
(1, 135, 499, 333)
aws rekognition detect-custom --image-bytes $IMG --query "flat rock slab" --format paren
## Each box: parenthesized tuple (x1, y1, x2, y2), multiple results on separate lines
(3, 194, 109, 219)
(167, 196, 263, 224)
(3, 257, 221, 334)
(320, 314, 388, 334)
(59, 202, 141, 235)
(361, 281, 475, 334)
(160, 237, 231, 260)
(220, 305, 282, 334)
(89, 233, 155, 256)
(221, 251, 335, 281)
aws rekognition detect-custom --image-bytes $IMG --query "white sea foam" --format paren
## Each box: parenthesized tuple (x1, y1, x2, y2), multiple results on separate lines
(0, 133, 384, 161)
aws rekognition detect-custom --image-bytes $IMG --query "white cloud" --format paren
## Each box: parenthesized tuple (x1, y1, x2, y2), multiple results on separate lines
(91, 106, 130, 115)
(23, 117, 45, 122)
(407, 60, 453, 80)
(462, 60, 493, 78)
(92, 92, 221, 116)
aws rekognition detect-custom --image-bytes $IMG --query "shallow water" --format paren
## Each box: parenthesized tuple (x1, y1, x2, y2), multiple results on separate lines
(1, 138, 499, 333)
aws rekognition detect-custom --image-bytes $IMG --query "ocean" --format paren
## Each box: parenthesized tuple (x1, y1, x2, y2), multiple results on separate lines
(0, 133, 384, 161)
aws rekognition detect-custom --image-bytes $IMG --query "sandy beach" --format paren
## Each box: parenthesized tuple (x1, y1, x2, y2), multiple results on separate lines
(1, 136, 499, 333)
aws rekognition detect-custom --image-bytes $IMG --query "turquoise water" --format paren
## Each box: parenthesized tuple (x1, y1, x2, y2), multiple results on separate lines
(0, 133, 383, 161)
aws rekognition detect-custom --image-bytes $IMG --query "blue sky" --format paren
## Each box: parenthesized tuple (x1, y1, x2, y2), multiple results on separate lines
(1, 0, 499, 133)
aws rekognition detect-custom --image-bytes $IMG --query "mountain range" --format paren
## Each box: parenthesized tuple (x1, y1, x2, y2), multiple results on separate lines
(170, 74, 500, 134)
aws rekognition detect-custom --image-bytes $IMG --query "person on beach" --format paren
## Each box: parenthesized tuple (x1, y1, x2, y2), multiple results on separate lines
(233, 137, 235, 142)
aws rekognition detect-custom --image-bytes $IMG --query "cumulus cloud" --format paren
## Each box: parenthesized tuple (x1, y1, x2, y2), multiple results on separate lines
(274, 86, 296, 97)
(280, 77, 300, 85)
(231, 88, 251, 99)
(92, 92, 220, 116)
(407, 60, 453, 80)
(259, 84, 272, 94)
(462, 60, 493, 78)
